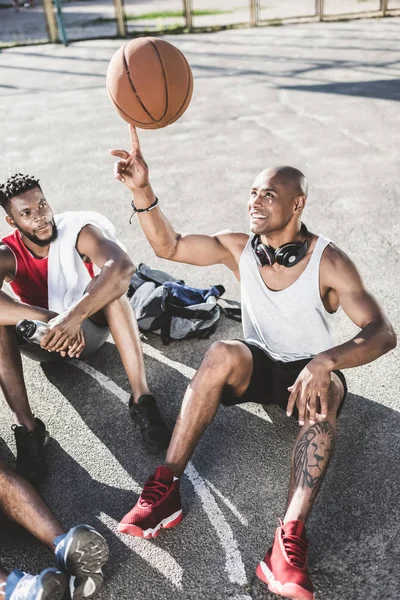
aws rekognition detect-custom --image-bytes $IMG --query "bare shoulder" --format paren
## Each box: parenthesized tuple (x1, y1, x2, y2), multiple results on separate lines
(213, 230, 249, 261)
(321, 241, 363, 289)
(77, 223, 106, 241)
(76, 223, 110, 251)
(0, 242, 17, 281)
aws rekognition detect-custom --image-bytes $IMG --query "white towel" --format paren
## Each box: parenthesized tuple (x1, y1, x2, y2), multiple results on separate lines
(48, 211, 127, 313)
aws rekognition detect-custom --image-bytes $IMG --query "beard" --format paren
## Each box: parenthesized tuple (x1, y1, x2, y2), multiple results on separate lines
(18, 219, 58, 247)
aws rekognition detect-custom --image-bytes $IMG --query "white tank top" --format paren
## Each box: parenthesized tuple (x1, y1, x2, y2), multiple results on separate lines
(239, 234, 335, 362)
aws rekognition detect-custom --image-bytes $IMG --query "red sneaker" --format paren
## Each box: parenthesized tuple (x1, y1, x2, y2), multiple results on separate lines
(256, 520, 315, 600)
(118, 466, 183, 538)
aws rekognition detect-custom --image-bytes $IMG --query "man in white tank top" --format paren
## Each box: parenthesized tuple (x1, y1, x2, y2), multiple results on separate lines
(112, 127, 396, 600)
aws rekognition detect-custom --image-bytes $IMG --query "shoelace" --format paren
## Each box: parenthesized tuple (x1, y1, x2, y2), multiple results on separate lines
(282, 533, 308, 569)
(140, 478, 169, 507)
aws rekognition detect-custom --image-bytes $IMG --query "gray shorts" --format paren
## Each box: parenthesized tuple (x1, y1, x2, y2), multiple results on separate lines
(18, 318, 110, 363)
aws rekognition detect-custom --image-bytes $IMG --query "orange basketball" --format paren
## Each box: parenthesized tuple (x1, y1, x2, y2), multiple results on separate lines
(106, 37, 193, 129)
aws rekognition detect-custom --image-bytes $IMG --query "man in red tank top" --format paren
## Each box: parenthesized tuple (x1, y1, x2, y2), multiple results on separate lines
(0, 173, 171, 484)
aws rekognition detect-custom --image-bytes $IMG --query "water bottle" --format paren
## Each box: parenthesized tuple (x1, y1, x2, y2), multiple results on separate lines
(16, 319, 49, 344)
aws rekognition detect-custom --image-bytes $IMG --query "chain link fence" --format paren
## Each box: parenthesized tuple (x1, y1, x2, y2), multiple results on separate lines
(1, 0, 399, 47)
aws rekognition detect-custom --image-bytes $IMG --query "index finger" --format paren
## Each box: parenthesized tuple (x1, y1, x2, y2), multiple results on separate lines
(129, 125, 141, 154)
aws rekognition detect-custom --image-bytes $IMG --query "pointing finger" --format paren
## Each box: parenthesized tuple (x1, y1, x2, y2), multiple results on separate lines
(129, 125, 141, 153)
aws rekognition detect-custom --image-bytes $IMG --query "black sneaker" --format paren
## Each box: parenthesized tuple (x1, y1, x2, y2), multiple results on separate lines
(12, 417, 48, 484)
(129, 395, 171, 454)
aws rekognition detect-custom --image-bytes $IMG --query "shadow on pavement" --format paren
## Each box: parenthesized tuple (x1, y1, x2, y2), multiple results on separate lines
(0, 435, 179, 599)
(34, 336, 400, 599)
(281, 79, 400, 102)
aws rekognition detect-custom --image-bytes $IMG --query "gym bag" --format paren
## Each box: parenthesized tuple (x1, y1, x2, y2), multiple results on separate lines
(128, 263, 228, 345)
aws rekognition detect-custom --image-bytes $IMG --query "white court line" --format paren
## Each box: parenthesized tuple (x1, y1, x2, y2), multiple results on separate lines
(100, 513, 183, 589)
(186, 463, 247, 586)
(73, 360, 130, 405)
(72, 360, 248, 587)
(202, 477, 248, 527)
(142, 343, 197, 380)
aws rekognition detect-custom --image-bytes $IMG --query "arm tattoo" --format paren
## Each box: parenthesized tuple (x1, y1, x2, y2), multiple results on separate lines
(293, 421, 335, 502)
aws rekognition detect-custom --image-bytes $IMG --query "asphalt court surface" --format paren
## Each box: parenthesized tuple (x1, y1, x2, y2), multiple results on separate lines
(0, 17, 399, 600)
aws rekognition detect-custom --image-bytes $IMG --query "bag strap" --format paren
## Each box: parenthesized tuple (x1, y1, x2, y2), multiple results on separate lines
(160, 316, 172, 345)
(219, 304, 242, 323)
(165, 303, 218, 321)
(137, 264, 184, 288)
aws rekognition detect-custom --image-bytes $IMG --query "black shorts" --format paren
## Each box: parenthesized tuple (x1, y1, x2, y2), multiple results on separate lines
(221, 341, 347, 420)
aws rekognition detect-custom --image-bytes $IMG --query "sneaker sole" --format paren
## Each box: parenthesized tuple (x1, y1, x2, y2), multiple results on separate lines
(256, 561, 315, 600)
(63, 526, 109, 600)
(38, 570, 68, 600)
(118, 509, 183, 539)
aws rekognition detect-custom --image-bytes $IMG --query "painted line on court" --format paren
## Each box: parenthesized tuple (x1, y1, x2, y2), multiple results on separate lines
(100, 513, 183, 589)
(186, 462, 247, 585)
(73, 360, 131, 405)
(202, 477, 248, 527)
(142, 343, 197, 380)
(72, 361, 184, 588)
(72, 359, 248, 588)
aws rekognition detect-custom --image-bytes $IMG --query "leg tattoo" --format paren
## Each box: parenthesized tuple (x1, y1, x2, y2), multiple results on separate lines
(293, 421, 335, 502)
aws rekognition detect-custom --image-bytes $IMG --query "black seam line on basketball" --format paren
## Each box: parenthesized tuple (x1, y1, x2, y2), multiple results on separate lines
(122, 43, 159, 127)
(163, 52, 192, 126)
(107, 83, 154, 126)
(149, 40, 169, 121)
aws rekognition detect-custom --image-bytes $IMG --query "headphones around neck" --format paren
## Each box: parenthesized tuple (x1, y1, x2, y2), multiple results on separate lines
(251, 223, 309, 268)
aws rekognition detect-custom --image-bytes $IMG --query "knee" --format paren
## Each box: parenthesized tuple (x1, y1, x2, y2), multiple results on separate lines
(202, 341, 242, 376)
(325, 376, 344, 416)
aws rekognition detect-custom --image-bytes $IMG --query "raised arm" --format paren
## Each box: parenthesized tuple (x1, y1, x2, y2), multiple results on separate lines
(0, 244, 56, 326)
(110, 126, 247, 274)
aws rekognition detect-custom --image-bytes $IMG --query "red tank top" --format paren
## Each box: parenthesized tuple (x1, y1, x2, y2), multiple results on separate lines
(2, 229, 94, 310)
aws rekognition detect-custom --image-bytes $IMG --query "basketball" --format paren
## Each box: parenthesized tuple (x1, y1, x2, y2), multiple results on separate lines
(106, 37, 193, 130)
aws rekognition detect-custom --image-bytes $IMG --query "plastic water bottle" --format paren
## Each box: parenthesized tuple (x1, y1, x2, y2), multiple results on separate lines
(16, 319, 49, 344)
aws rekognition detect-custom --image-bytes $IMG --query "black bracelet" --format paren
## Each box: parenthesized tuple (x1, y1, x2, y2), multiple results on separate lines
(129, 196, 159, 224)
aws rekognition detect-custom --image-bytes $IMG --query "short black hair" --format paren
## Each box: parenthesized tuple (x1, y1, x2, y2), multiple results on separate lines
(0, 173, 42, 213)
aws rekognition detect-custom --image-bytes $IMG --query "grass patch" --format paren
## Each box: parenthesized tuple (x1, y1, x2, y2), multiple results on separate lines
(125, 9, 231, 20)
(0, 39, 48, 49)
(84, 9, 232, 27)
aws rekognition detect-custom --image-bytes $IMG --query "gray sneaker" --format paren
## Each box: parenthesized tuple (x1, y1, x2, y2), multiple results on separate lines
(54, 524, 109, 600)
